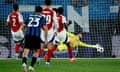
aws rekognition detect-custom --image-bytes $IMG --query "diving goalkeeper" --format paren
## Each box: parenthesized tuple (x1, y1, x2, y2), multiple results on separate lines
(57, 32, 104, 52)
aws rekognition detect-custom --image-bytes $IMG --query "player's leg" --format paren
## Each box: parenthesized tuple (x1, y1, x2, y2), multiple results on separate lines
(22, 35, 31, 72)
(66, 42, 76, 62)
(12, 29, 24, 60)
(29, 49, 39, 72)
(36, 43, 45, 66)
(14, 43, 21, 59)
(22, 48, 29, 64)
(44, 43, 57, 66)
(38, 29, 45, 57)
(22, 48, 29, 72)
(38, 46, 44, 57)
(14, 40, 24, 60)
(28, 36, 40, 72)
(43, 31, 56, 66)
(36, 29, 45, 66)
(62, 31, 76, 62)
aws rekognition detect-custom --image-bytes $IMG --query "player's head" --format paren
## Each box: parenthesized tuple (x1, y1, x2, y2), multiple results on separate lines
(45, 0, 51, 6)
(13, 4, 19, 11)
(74, 32, 82, 39)
(35, 6, 42, 13)
(57, 7, 63, 14)
(52, 8, 57, 13)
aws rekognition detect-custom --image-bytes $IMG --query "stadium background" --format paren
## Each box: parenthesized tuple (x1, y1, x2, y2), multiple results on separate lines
(0, 0, 120, 58)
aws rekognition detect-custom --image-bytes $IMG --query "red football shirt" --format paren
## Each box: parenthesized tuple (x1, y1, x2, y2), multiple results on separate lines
(42, 7, 58, 31)
(57, 14, 67, 32)
(7, 12, 23, 32)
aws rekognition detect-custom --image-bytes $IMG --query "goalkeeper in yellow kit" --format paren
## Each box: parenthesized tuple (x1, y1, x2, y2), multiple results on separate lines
(57, 32, 104, 52)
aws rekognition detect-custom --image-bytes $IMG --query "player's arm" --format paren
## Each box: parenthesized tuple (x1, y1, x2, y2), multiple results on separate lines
(79, 41, 96, 48)
(79, 41, 104, 52)
(6, 22, 10, 27)
(21, 24, 26, 33)
(19, 14, 26, 33)
(62, 16, 68, 29)
(6, 15, 10, 26)
(62, 16, 72, 30)
(53, 11, 59, 33)
(43, 25, 48, 44)
(69, 31, 104, 52)
(64, 20, 72, 29)
(41, 16, 48, 44)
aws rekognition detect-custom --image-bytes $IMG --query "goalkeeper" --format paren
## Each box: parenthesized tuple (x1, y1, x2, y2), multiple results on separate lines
(57, 32, 104, 52)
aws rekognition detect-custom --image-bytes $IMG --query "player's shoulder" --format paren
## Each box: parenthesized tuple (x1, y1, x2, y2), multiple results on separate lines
(67, 32, 72, 35)
(43, 7, 54, 13)
(61, 15, 66, 19)
(9, 12, 22, 16)
(17, 12, 23, 16)
(43, 7, 52, 11)
(58, 14, 66, 18)
(67, 32, 75, 36)
(8, 12, 14, 16)
(41, 14, 46, 18)
(40, 14, 46, 20)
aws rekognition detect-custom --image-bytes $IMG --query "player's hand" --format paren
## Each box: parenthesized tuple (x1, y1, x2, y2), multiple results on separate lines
(54, 32, 57, 36)
(68, 20, 72, 24)
(95, 44, 104, 53)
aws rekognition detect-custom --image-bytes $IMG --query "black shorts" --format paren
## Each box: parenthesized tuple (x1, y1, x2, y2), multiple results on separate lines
(24, 35, 40, 50)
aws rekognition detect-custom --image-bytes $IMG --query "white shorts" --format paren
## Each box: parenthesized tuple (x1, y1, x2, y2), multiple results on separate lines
(11, 28, 24, 42)
(53, 29, 69, 45)
(40, 28, 55, 43)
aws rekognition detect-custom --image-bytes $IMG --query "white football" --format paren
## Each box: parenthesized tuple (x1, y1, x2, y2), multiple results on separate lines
(95, 44, 104, 53)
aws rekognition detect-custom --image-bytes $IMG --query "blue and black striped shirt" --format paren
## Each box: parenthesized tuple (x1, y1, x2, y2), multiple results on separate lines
(25, 13, 46, 37)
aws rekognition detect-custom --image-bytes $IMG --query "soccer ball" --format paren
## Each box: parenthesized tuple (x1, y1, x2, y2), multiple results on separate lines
(95, 44, 104, 53)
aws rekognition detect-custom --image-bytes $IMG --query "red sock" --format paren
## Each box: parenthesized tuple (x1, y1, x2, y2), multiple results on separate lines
(44, 50, 51, 62)
(15, 44, 20, 53)
(44, 47, 56, 62)
(38, 48, 44, 57)
(51, 47, 57, 52)
(68, 47, 73, 58)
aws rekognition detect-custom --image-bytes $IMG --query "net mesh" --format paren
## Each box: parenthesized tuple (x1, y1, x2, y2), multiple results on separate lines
(0, 0, 120, 58)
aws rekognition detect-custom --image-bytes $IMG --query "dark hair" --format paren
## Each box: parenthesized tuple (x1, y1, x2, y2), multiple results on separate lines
(57, 7, 63, 14)
(74, 32, 82, 35)
(52, 8, 57, 13)
(45, 0, 51, 6)
(13, 4, 19, 11)
(35, 6, 42, 12)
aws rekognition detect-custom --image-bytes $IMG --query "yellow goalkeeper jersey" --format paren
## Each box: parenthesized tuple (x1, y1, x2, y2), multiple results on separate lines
(57, 32, 80, 51)
(67, 32, 80, 48)
(58, 32, 95, 51)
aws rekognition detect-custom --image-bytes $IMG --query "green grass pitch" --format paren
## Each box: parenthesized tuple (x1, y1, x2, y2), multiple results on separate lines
(0, 58, 120, 72)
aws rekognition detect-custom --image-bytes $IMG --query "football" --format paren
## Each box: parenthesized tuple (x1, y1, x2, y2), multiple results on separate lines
(96, 44, 104, 53)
